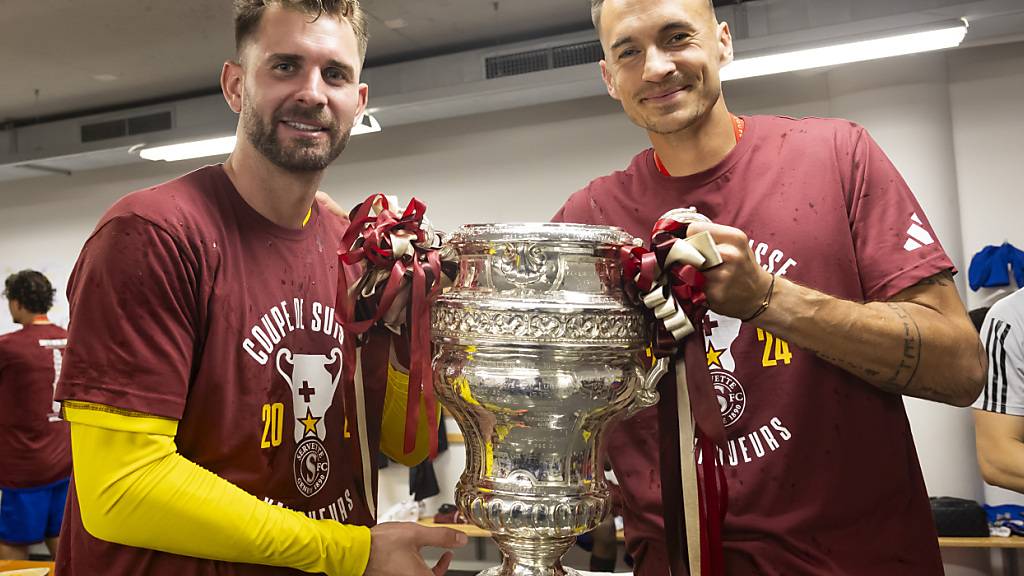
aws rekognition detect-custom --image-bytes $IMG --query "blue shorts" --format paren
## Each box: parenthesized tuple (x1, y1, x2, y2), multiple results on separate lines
(0, 477, 69, 545)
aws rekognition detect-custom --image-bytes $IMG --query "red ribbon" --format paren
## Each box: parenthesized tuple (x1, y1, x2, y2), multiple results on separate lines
(336, 194, 446, 458)
(622, 219, 728, 576)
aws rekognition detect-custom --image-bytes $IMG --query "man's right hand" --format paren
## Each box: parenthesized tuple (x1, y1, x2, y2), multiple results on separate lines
(364, 522, 469, 576)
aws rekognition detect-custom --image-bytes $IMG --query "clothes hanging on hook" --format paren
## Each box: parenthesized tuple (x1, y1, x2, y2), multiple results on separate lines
(968, 242, 1024, 291)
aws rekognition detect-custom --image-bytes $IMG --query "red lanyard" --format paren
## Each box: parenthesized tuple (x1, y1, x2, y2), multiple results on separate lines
(654, 114, 744, 177)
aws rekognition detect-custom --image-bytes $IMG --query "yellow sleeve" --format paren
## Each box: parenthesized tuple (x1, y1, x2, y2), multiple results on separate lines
(63, 401, 371, 576)
(379, 360, 439, 467)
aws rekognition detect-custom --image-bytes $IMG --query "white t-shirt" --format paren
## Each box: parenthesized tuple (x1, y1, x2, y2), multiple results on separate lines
(974, 288, 1024, 414)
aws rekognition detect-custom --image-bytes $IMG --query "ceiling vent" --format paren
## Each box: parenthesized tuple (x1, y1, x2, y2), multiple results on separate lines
(80, 110, 172, 143)
(485, 40, 603, 79)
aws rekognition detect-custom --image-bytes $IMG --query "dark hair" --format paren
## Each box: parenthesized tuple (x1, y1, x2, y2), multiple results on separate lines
(234, 0, 368, 60)
(590, 0, 716, 31)
(3, 270, 56, 314)
(969, 307, 990, 332)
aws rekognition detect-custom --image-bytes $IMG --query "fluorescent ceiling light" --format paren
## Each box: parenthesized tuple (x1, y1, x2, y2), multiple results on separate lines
(721, 20, 968, 82)
(140, 113, 381, 162)
(139, 135, 236, 162)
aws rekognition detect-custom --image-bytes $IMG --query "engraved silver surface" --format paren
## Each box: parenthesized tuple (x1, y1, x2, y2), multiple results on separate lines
(432, 223, 664, 576)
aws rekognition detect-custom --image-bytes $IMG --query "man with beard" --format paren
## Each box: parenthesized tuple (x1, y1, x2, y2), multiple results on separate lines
(52, 2, 466, 575)
(553, 0, 985, 574)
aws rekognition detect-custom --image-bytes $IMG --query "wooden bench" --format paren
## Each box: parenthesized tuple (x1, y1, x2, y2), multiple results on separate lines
(939, 537, 1024, 576)
(0, 560, 54, 574)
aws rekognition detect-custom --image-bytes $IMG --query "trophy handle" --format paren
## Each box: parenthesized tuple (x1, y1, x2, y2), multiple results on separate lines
(626, 357, 667, 417)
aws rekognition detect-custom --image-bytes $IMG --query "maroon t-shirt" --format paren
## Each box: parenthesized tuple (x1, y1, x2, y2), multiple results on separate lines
(554, 116, 951, 575)
(0, 323, 70, 488)
(54, 165, 386, 576)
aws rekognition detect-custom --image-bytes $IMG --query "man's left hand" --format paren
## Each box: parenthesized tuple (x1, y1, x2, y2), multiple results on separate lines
(686, 221, 772, 320)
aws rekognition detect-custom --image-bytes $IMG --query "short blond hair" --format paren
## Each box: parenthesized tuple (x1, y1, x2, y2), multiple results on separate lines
(234, 0, 368, 60)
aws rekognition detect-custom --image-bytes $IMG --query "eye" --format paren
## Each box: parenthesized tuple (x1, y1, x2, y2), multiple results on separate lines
(273, 61, 295, 73)
(324, 67, 348, 83)
(668, 32, 690, 45)
(618, 48, 640, 60)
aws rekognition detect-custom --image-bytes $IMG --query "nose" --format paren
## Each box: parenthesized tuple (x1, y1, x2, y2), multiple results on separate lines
(642, 47, 675, 83)
(294, 69, 328, 108)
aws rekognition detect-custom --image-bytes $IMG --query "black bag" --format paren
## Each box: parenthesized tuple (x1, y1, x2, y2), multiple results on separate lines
(930, 497, 989, 537)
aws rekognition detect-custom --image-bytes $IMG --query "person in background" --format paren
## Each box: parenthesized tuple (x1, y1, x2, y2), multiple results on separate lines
(974, 289, 1024, 492)
(52, 1, 464, 575)
(0, 270, 69, 560)
(553, 0, 986, 573)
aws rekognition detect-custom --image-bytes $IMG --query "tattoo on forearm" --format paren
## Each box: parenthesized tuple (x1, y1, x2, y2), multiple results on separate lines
(885, 303, 921, 390)
(815, 351, 879, 377)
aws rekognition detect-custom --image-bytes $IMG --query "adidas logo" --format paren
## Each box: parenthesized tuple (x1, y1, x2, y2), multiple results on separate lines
(903, 213, 935, 252)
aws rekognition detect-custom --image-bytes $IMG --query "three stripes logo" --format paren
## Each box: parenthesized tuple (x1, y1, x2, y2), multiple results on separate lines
(981, 319, 1013, 413)
(903, 213, 935, 252)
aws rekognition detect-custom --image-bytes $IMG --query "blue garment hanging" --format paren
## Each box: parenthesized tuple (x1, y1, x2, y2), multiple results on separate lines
(968, 242, 1024, 291)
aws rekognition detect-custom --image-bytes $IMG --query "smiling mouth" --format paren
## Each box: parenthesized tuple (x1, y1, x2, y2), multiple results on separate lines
(641, 85, 691, 103)
(281, 120, 328, 133)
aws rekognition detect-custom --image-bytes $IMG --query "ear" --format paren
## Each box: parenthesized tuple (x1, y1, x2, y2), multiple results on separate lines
(221, 60, 244, 114)
(717, 21, 734, 67)
(600, 60, 621, 101)
(355, 82, 369, 119)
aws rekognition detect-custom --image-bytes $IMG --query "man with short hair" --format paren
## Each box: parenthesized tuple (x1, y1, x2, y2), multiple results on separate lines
(554, 0, 986, 573)
(54, 2, 465, 575)
(0, 270, 69, 561)
(973, 289, 1024, 492)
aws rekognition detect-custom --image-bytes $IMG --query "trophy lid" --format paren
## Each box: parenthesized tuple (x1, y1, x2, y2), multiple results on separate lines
(447, 222, 636, 249)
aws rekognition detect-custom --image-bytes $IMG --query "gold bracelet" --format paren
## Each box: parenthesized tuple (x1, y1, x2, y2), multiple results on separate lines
(742, 274, 776, 322)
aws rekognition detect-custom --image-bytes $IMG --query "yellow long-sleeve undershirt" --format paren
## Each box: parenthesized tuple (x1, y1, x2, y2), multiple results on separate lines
(64, 362, 434, 574)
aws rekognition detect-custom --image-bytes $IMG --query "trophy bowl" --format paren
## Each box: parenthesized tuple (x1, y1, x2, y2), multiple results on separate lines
(431, 223, 664, 576)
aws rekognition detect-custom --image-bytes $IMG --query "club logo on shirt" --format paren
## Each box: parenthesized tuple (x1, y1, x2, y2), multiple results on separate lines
(705, 312, 747, 428)
(277, 347, 342, 497)
(713, 371, 746, 428)
(903, 213, 935, 252)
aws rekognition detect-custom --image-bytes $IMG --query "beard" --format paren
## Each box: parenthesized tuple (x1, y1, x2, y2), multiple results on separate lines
(626, 78, 722, 136)
(241, 100, 352, 172)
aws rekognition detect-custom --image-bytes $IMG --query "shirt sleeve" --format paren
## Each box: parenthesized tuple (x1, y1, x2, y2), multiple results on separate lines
(842, 125, 955, 300)
(56, 213, 198, 420)
(552, 185, 598, 224)
(973, 303, 1024, 415)
(65, 401, 371, 576)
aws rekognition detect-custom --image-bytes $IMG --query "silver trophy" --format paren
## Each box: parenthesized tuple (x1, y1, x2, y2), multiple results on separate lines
(432, 223, 666, 576)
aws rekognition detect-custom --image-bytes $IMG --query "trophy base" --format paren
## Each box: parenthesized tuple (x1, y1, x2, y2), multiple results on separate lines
(476, 565, 583, 576)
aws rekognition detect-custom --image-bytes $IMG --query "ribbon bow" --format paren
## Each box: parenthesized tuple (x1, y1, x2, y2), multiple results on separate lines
(336, 194, 451, 458)
(622, 210, 728, 576)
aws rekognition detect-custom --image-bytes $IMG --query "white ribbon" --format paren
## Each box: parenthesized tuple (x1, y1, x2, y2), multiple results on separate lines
(637, 236, 707, 343)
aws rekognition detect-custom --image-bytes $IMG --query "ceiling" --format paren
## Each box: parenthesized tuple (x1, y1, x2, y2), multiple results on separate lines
(3, 0, 1021, 129)
(0, 0, 755, 126)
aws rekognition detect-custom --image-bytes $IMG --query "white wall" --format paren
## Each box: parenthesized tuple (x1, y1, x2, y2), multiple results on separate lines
(4, 40, 1024, 574)
(949, 41, 1024, 523)
(949, 42, 1024, 312)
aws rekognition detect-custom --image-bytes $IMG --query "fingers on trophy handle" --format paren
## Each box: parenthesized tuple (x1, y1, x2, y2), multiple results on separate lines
(687, 230, 724, 269)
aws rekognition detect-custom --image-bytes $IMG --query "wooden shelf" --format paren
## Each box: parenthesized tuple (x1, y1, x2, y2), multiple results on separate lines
(417, 518, 491, 538)
(0, 560, 53, 573)
(938, 536, 1024, 548)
